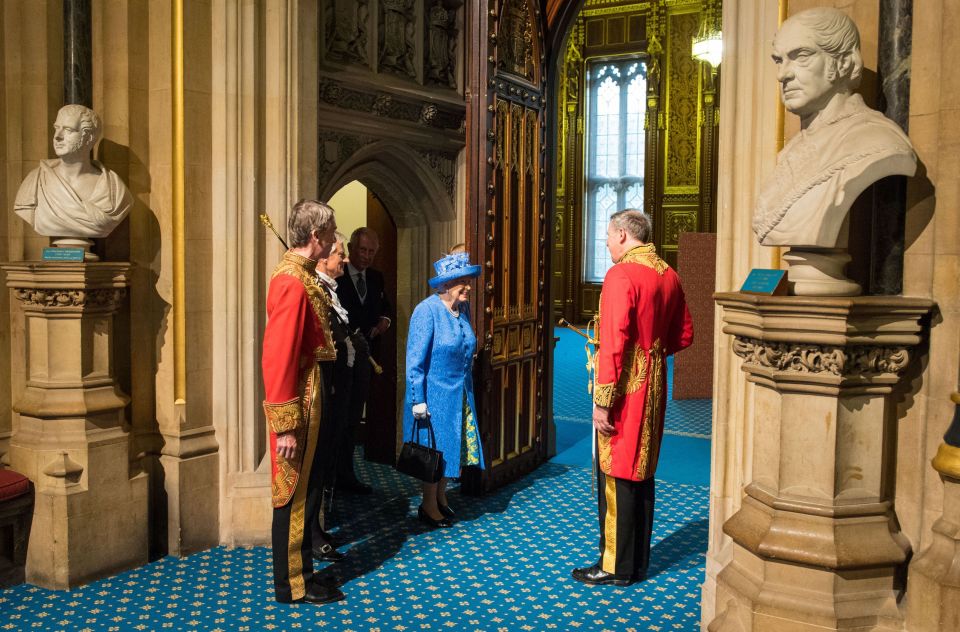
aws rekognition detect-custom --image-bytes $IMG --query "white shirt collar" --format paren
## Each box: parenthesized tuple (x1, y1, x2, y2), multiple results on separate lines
(316, 270, 338, 290)
(347, 263, 365, 279)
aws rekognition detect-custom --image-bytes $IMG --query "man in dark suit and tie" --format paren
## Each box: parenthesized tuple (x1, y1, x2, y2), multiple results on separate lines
(335, 227, 392, 494)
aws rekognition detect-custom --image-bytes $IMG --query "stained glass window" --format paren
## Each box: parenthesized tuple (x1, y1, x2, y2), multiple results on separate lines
(584, 58, 648, 283)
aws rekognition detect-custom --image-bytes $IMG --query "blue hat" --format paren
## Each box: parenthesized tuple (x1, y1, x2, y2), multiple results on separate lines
(429, 252, 482, 288)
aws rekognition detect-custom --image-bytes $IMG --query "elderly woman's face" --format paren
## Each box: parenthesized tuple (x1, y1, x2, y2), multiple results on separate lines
(321, 240, 348, 278)
(440, 278, 471, 303)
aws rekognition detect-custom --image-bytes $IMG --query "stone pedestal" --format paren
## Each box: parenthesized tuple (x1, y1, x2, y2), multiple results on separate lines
(1, 262, 147, 589)
(782, 248, 861, 297)
(709, 292, 933, 632)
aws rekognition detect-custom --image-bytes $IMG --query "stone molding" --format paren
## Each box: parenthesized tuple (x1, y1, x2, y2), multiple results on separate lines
(731, 337, 911, 377)
(319, 78, 465, 133)
(13, 287, 127, 311)
(2, 262, 132, 313)
(318, 131, 458, 205)
(715, 291, 934, 347)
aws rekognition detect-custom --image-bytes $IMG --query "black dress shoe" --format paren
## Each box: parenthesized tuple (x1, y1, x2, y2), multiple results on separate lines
(313, 542, 346, 563)
(571, 563, 634, 586)
(417, 505, 453, 529)
(437, 503, 455, 519)
(303, 582, 345, 605)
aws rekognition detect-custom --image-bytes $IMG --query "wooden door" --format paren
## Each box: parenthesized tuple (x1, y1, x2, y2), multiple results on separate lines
(362, 191, 399, 465)
(463, 0, 549, 493)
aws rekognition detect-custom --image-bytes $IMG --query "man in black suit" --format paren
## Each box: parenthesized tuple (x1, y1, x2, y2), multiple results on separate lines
(335, 227, 392, 494)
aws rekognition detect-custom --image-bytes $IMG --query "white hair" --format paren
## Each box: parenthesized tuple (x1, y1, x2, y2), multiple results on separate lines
(778, 8, 863, 88)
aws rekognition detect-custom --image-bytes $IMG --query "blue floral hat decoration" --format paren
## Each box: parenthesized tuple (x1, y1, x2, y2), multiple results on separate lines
(429, 251, 482, 288)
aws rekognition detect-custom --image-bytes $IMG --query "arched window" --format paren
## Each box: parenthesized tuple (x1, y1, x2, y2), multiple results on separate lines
(584, 59, 647, 283)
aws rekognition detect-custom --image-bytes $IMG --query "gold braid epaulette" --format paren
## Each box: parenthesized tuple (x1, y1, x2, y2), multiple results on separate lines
(618, 243, 668, 275)
(271, 252, 337, 362)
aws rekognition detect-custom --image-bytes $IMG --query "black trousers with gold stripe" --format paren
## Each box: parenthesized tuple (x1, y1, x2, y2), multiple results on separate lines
(597, 466, 656, 579)
(272, 364, 331, 604)
(272, 434, 326, 602)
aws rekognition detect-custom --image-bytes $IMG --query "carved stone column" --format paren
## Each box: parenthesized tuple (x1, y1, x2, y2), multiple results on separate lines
(709, 292, 933, 632)
(1, 262, 147, 589)
(906, 391, 960, 631)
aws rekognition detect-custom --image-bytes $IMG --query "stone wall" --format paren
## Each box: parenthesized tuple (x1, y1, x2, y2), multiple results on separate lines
(700, 2, 781, 624)
(899, 0, 960, 566)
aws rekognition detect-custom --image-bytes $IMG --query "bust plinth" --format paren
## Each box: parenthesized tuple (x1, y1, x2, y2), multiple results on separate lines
(1, 261, 147, 590)
(709, 292, 933, 631)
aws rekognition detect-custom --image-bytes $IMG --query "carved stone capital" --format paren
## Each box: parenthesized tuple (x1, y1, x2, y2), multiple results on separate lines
(13, 287, 127, 310)
(731, 337, 911, 377)
(2, 261, 132, 314)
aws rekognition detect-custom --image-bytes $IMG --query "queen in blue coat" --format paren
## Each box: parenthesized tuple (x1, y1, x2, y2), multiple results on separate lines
(403, 251, 485, 528)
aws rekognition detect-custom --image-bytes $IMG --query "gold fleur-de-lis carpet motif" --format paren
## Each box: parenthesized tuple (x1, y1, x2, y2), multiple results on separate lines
(0, 329, 711, 631)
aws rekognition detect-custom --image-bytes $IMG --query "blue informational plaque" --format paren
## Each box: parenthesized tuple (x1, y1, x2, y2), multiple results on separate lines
(42, 247, 86, 262)
(740, 269, 787, 296)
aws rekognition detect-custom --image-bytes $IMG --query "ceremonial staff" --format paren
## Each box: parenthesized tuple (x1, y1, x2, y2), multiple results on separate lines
(557, 317, 598, 394)
(558, 316, 601, 493)
(259, 213, 383, 375)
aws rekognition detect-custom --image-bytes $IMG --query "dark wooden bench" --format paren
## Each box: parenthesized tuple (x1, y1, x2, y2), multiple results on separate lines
(0, 469, 33, 588)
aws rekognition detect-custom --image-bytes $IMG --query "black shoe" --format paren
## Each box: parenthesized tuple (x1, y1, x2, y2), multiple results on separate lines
(417, 505, 453, 529)
(339, 478, 372, 495)
(571, 563, 634, 586)
(303, 582, 345, 605)
(313, 542, 345, 563)
(438, 503, 455, 519)
(316, 527, 339, 548)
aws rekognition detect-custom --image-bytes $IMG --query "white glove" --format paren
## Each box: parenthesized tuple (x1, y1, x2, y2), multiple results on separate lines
(344, 335, 355, 368)
(412, 403, 429, 419)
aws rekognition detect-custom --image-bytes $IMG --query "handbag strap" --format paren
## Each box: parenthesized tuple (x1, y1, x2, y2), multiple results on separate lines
(409, 413, 438, 450)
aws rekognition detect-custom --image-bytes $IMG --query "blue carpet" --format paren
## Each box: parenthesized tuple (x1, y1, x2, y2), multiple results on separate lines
(0, 328, 712, 631)
(552, 329, 712, 440)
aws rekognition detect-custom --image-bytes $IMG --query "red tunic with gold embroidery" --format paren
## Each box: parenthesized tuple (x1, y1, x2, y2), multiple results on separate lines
(262, 252, 336, 508)
(593, 244, 694, 482)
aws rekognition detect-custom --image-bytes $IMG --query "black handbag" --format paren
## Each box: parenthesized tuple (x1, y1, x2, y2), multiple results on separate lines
(396, 414, 444, 483)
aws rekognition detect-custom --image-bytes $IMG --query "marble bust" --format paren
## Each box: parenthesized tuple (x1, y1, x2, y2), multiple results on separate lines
(752, 9, 916, 249)
(14, 104, 132, 240)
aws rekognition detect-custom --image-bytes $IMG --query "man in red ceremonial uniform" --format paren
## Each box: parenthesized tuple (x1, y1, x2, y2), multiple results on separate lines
(262, 199, 344, 605)
(573, 209, 694, 586)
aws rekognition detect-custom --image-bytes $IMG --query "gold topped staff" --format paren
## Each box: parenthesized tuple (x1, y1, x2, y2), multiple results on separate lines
(259, 212, 383, 375)
(559, 316, 602, 494)
(558, 317, 599, 394)
(259, 213, 288, 249)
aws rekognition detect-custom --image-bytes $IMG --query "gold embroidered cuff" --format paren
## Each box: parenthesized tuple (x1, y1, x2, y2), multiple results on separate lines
(593, 382, 617, 408)
(263, 398, 301, 434)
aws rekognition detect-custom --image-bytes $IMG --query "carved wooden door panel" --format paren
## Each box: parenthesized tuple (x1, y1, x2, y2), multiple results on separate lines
(464, 0, 548, 493)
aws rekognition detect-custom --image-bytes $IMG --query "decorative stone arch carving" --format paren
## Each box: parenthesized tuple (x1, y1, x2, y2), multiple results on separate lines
(320, 140, 456, 228)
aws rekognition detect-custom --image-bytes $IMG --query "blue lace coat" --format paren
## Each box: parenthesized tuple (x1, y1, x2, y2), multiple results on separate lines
(402, 293, 484, 478)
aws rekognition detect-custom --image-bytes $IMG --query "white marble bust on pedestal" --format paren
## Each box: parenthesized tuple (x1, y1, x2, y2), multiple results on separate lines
(752, 8, 916, 295)
(14, 104, 132, 254)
